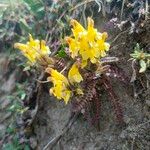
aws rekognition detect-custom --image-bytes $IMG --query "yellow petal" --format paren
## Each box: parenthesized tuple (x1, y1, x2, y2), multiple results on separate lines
(70, 19, 85, 38)
(51, 69, 69, 85)
(68, 63, 83, 84)
(65, 37, 79, 58)
(87, 17, 94, 29)
(102, 32, 108, 41)
(49, 88, 53, 95)
(70, 19, 85, 32)
(81, 60, 87, 68)
(29, 33, 33, 42)
(73, 74, 83, 83)
(104, 43, 110, 51)
(41, 40, 51, 55)
(63, 90, 71, 104)
(87, 17, 97, 41)
(14, 43, 28, 52)
(90, 57, 97, 63)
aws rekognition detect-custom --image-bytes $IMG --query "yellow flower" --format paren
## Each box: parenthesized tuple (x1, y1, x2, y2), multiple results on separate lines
(66, 17, 110, 67)
(46, 68, 71, 104)
(70, 19, 85, 38)
(68, 63, 83, 84)
(14, 34, 50, 64)
(65, 37, 79, 59)
(96, 32, 110, 57)
(87, 17, 98, 42)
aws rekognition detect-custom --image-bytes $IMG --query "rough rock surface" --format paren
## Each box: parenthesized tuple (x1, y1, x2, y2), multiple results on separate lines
(31, 19, 150, 150)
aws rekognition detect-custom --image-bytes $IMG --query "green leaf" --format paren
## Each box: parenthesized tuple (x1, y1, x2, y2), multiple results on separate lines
(21, 93, 26, 100)
(37, 6, 44, 13)
(130, 53, 138, 58)
(8, 101, 22, 112)
(139, 60, 147, 73)
(23, 66, 31, 71)
(57, 49, 67, 58)
(8, 105, 15, 111)
(134, 43, 140, 51)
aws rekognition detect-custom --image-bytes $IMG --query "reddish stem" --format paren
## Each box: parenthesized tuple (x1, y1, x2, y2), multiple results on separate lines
(102, 75, 124, 124)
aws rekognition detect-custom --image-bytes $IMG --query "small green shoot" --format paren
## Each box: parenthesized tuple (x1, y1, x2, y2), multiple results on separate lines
(130, 43, 150, 73)
(57, 49, 67, 58)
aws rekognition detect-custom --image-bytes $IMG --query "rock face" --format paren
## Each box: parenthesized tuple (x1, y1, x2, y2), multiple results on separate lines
(31, 20, 150, 149)
(0, 9, 149, 150)
(1, 72, 16, 93)
(0, 54, 16, 146)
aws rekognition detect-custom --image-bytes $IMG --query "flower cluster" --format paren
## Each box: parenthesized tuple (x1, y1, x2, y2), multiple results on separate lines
(14, 34, 52, 66)
(46, 68, 71, 104)
(14, 17, 110, 104)
(65, 17, 110, 68)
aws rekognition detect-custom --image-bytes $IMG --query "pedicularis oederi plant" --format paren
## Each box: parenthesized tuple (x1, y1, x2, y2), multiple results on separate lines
(15, 17, 128, 125)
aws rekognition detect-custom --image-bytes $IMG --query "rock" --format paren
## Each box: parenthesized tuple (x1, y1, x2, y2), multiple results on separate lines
(0, 112, 12, 123)
(0, 97, 11, 110)
(146, 100, 150, 107)
(0, 124, 6, 137)
(124, 116, 131, 124)
(1, 71, 16, 93)
(30, 137, 38, 149)
(0, 55, 9, 76)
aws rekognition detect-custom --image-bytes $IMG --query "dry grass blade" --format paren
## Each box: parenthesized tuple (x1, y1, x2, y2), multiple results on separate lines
(120, 0, 125, 20)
